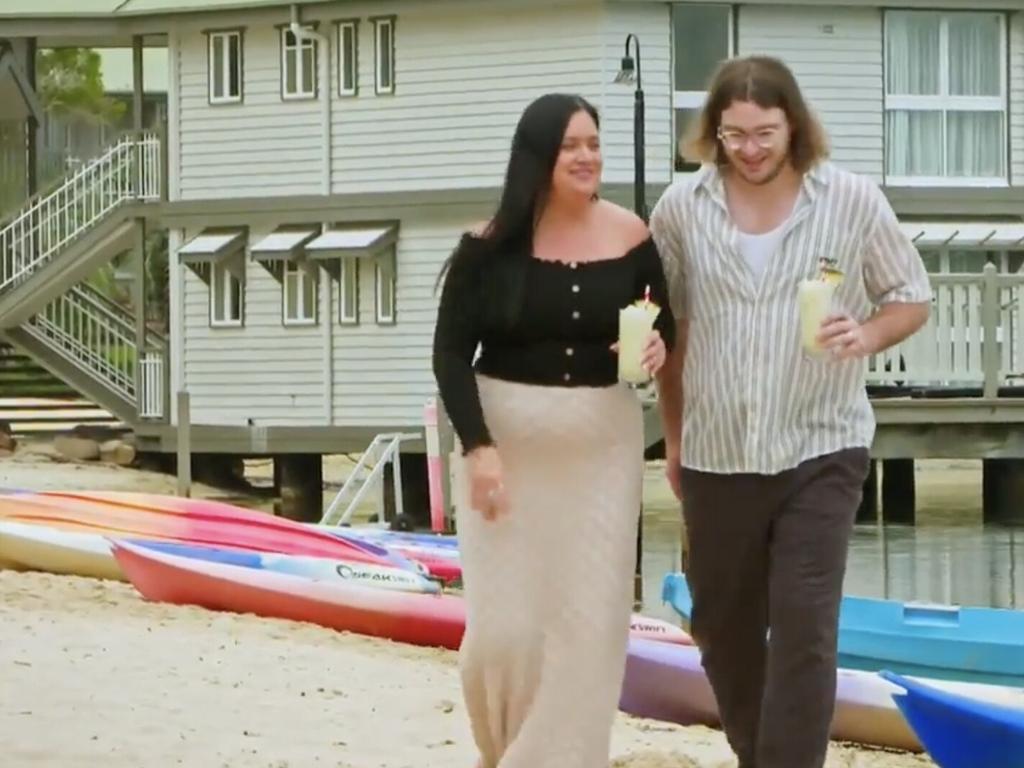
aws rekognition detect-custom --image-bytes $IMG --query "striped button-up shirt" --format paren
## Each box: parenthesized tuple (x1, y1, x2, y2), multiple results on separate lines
(650, 161, 932, 475)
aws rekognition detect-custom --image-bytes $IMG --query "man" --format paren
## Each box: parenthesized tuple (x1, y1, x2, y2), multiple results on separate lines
(649, 55, 931, 768)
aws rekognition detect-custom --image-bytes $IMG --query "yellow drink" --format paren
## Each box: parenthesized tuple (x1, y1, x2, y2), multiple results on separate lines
(798, 278, 835, 355)
(618, 300, 660, 384)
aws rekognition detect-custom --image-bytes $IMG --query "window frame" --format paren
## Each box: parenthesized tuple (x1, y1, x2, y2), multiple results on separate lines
(206, 29, 244, 105)
(374, 248, 396, 325)
(372, 16, 396, 95)
(883, 10, 1009, 187)
(280, 25, 318, 101)
(670, 3, 735, 178)
(339, 256, 360, 325)
(283, 260, 319, 326)
(337, 19, 359, 97)
(209, 260, 244, 328)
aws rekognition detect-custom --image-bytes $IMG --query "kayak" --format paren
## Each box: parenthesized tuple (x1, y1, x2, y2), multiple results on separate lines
(0, 520, 440, 593)
(881, 670, 1024, 768)
(129, 538, 441, 594)
(0, 491, 419, 572)
(621, 636, 1024, 752)
(662, 571, 1024, 686)
(111, 540, 693, 649)
(61, 491, 461, 583)
(112, 540, 466, 649)
(317, 528, 462, 585)
(0, 520, 123, 581)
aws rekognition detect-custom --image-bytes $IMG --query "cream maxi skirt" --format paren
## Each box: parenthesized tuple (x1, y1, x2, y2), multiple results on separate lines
(455, 374, 644, 768)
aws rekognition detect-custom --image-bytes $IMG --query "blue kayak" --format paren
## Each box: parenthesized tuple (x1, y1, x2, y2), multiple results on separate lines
(881, 670, 1024, 768)
(127, 539, 441, 594)
(662, 572, 1024, 686)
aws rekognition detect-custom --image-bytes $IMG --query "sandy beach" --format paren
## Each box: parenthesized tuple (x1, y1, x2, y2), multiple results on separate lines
(0, 439, 947, 767)
(0, 570, 935, 768)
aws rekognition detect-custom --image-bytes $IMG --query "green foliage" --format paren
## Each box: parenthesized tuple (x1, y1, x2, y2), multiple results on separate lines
(37, 48, 125, 124)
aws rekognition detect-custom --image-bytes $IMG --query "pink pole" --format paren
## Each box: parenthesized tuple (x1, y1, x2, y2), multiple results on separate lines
(423, 397, 445, 533)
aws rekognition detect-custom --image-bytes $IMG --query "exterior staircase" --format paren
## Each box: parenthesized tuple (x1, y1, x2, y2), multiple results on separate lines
(0, 132, 166, 425)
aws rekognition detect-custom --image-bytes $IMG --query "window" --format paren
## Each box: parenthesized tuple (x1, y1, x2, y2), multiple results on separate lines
(884, 11, 1007, 184)
(281, 27, 317, 99)
(339, 257, 359, 324)
(375, 248, 396, 324)
(284, 261, 317, 324)
(208, 31, 243, 104)
(210, 262, 243, 327)
(338, 20, 359, 96)
(671, 4, 733, 173)
(373, 17, 395, 95)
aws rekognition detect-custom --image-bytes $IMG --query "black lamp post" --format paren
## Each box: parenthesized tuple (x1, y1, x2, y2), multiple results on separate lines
(615, 34, 646, 221)
(615, 34, 648, 608)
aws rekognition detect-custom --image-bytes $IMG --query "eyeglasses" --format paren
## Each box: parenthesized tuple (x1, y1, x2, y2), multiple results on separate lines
(716, 127, 781, 151)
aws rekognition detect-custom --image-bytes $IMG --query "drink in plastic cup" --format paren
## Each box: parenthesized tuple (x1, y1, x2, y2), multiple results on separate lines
(618, 298, 660, 384)
(798, 278, 835, 355)
(798, 263, 843, 356)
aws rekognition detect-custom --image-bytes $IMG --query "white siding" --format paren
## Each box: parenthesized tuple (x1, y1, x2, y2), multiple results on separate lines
(182, 243, 326, 425)
(171, 1, 609, 199)
(737, 5, 884, 181)
(331, 1, 604, 193)
(180, 202, 488, 427)
(330, 203, 489, 425)
(173, 9, 325, 200)
(1011, 12, 1024, 186)
(600, 2, 673, 186)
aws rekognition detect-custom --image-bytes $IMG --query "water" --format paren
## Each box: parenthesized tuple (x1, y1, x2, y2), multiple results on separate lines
(636, 459, 1024, 622)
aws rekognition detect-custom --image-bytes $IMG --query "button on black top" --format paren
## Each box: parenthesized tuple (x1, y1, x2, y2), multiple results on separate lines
(432, 235, 676, 453)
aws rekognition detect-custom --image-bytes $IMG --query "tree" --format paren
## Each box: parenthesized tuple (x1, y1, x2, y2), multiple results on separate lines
(36, 48, 125, 124)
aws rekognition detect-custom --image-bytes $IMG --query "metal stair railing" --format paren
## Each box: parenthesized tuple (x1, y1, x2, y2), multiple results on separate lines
(0, 132, 160, 294)
(23, 283, 165, 416)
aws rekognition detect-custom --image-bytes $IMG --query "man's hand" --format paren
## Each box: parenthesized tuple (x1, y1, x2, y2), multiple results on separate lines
(817, 302, 930, 361)
(817, 314, 876, 360)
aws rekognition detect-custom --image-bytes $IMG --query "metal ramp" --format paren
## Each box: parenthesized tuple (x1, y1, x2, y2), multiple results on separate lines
(319, 431, 420, 527)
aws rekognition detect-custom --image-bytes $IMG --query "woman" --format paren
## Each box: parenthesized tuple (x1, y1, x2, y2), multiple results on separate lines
(432, 93, 675, 768)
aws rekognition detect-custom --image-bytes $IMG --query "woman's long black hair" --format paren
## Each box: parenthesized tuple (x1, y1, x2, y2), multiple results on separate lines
(438, 93, 600, 326)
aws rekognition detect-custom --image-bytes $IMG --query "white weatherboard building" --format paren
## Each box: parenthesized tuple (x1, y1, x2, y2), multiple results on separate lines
(2, 0, 1024, 521)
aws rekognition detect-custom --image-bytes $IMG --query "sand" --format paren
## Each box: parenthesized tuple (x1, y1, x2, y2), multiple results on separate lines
(0, 571, 934, 768)
(0, 439, 944, 767)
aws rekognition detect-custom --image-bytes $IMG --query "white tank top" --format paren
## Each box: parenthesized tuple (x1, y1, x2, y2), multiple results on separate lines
(737, 219, 789, 283)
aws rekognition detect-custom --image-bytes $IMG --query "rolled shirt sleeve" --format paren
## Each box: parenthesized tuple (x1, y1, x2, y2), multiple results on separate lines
(862, 184, 933, 306)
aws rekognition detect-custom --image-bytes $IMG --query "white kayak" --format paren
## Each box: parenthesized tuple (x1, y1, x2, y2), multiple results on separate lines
(0, 520, 123, 581)
(0, 521, 440, 593)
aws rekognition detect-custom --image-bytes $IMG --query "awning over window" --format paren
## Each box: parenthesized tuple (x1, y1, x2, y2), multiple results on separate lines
(178, 228, 246, 265)
(250, 228, 318, 261)
(304, 223, 398, 261)
(900, 221, 1024, 250)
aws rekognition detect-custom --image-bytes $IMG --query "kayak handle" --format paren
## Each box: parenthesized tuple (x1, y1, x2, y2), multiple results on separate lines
(903, 602, 961, 627)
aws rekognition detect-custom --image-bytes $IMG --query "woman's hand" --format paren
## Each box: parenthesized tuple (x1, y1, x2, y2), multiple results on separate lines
(466, 445, 508, 521)
(642, 329, 667, 376)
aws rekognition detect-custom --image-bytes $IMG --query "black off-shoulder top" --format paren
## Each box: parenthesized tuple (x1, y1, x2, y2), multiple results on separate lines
(431, 235, 676, 454)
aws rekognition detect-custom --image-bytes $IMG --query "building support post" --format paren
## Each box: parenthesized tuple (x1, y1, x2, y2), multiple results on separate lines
(983, 459, 1024, 525)
(278, 454, 324, 523)
(881, 459, 915, 525)
(856, 458, 879, 523)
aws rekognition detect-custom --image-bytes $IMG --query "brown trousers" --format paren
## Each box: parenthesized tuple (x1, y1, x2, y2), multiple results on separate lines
(679, 447, 870, 768)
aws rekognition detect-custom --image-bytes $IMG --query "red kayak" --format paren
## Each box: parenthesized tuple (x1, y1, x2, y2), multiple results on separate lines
(112, 540, 467, 649)
(111, 540, 692, 650)
(50, 491, 461, 583)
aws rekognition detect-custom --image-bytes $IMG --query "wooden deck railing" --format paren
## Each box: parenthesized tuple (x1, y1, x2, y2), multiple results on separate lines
(867, 264, 1024, 395)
